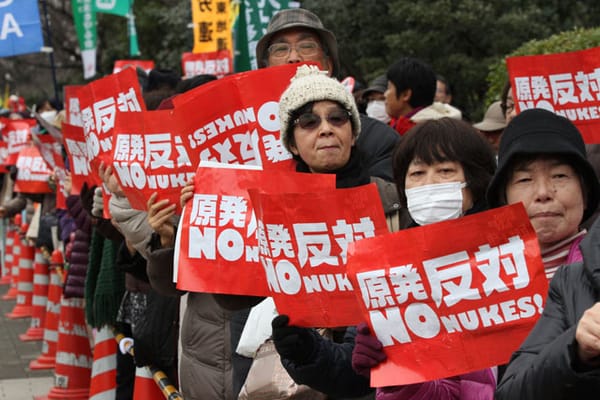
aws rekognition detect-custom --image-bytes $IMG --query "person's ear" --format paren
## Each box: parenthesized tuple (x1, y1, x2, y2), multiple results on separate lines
(400, 88, 412, 102)
(290, 143, 299, 156)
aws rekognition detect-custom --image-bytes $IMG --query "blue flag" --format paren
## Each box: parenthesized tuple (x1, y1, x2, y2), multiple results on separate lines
(0, 0, 44, 57)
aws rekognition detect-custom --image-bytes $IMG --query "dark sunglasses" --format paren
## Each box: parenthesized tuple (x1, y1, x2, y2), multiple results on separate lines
(293, 109, 352, 130)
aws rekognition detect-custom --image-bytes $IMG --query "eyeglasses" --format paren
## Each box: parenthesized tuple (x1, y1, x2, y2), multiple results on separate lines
(293, 109, 352, 130)
(268, 41, 321, 59)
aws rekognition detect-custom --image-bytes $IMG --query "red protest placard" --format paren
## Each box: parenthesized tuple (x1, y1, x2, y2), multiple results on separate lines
(0, 141, 8, 173)
(1, 118, 36, 165)
(346, 204, 547, 387)
(176, 164, 336, 296)
(249, 184, 389, 327)
(62, 122, 93, 195)
(77, 67, 145, 185)
(64, 85, 83, 127)
(13, 145, 53, 194)
(173, 63, 315, 171)
(113, 60, 155, 74)
(111, 109, 190, 210)
(506, 46, 600, 143)
(181, 51, 232, 79)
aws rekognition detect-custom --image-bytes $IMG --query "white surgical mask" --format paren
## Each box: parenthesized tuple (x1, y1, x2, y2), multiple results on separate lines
(405, 181, 466, 226)
(366, 100, 390, 123)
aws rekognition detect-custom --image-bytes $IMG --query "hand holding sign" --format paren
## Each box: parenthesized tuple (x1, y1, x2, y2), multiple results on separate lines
(351, 322, 387, 377)
(147, 192, 177, 248)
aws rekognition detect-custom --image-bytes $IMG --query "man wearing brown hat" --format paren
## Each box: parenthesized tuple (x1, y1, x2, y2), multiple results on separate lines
(255, 8, 399, 182)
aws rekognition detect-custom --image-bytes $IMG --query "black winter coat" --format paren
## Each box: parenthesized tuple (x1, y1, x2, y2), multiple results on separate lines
(496, 219, 600, 399)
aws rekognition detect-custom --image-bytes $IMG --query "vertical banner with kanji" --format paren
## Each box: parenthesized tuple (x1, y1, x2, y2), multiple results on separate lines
(175, 164, 335, 295)
(346, 204, 547, 387)
(233, 0, 299, 72)
(249, 184, 389, 327)
(0, 0, 44, 57)
(506, 46, 600, 143)
(191, 0, 233, 75)
(71, 0, 97, 79)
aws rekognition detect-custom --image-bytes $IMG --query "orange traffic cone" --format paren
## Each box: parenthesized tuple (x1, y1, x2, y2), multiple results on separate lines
(133, 367, 164, 400)
(88, 326, 117, 400)
(20, 248, 49, 341)
(2, 225, 21, 300)
(6, 227, 34, 319)
(35, 297, 92, 400)
(30, 250, 64, 370)
(0, 221, 14, 285)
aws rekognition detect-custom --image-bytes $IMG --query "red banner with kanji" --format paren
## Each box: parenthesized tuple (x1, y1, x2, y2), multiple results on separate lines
(113, 60, 155, 74)
(172, 63, 307, 170)
(346, 204, 547, 387)
(506, 46, 600, 143)
(175, 164, 335, 296)
(77, 67, 145, 185)
(249, 184, 389, 327)
(62, 122, 93, 195)
(1, 118, 36, 165)
(0, 141, 8, 173)
(14, 145, 53, 194)
(64, 85, 83, 127)
(111, 63, 303, 210)
(182, 51, 232, 79)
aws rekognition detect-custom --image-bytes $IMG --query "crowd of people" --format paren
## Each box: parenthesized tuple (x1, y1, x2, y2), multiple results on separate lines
(1, 6, 600, 400)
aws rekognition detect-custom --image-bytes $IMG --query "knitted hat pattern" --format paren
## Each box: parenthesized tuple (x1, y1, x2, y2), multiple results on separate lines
(278, 65, 361, 152)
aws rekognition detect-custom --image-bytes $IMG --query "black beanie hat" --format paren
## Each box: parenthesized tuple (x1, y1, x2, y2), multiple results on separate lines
(486, 108, 600, 221)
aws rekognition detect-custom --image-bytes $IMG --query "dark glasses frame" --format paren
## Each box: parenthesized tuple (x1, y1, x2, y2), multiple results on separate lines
(293, 109, 352, 131)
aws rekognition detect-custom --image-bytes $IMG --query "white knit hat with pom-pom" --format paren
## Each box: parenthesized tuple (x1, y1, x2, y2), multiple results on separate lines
(279, 65, 361, 152)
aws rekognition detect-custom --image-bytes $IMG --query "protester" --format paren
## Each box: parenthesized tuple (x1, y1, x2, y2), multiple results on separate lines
(473, 101, 507, 154)
(435, 75, 453, 104)
(362, 75, 390, 123)
(267, 68, 496, 398)
(255, 7, 399, 182)
(385, 58, 462, 136)
(495, 215, 600, 399)
(486, 108, 600, 279)
(500, 82, 517, 124)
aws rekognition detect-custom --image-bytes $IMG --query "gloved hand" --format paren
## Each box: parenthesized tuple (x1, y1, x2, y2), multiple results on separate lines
(271, 314, 317, 364)
(352, 322, 387, 377)
(91, 187, 103, 217)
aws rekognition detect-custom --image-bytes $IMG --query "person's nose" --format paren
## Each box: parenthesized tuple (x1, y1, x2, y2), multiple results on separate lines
(534, 177, 555, 202)
(423, 171, 437, 186)
(317, 117, 334, 136)
(287, 46, 302, 63)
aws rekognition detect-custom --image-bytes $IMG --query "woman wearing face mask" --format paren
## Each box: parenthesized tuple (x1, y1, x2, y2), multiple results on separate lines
(350, 117, 498, 399)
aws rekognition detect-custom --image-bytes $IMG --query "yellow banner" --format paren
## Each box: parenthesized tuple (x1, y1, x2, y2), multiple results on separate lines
(191, 0, 232, 54)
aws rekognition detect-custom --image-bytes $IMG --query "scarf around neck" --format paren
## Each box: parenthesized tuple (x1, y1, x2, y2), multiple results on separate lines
(295, 147, 371, 188)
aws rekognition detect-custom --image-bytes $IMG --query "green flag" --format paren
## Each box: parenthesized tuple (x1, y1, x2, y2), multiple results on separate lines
(72, 0, 97, 78)
(93, 0, 130, 17)
(234, 0, 299, 72)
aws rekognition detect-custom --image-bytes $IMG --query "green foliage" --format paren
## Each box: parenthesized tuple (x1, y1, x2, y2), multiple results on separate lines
(485, 27, 600, 107)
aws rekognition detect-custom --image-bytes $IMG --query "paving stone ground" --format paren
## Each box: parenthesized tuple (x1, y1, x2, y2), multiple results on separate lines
(0, 284, 53, 400)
